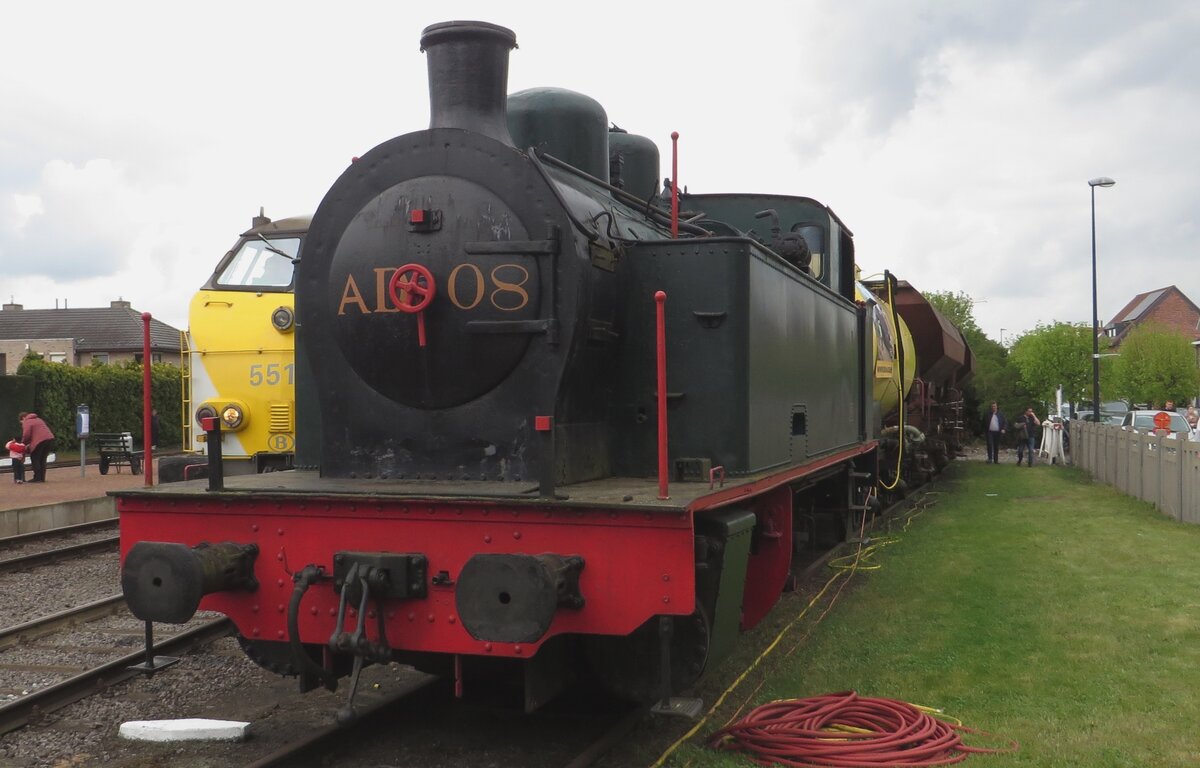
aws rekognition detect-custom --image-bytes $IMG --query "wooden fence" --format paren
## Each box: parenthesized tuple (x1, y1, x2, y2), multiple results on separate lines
(1070, 420, 1200, 523)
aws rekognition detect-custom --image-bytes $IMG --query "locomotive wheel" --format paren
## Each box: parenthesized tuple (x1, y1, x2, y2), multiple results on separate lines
(237, 636, 307, 677)
(236, 636, 352, 681)
(582, 607, 711, 704)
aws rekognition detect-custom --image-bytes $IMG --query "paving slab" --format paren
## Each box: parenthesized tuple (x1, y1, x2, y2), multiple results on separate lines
(118, 718, 251, 742)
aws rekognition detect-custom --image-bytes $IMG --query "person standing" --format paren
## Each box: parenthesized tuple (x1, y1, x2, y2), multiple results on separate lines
(1015, 407, 1041, 467)
(983, 402, 1007, 464)
(150, 408, 161, 450)
(19, 412, 56, 483)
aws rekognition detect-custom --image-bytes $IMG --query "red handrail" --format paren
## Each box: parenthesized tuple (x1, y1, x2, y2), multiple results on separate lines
(656, 291, 669, 499)
(141, 312, 153, 486)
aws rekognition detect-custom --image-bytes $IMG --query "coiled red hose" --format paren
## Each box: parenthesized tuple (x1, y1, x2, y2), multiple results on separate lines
(707, 691, 1018, 766)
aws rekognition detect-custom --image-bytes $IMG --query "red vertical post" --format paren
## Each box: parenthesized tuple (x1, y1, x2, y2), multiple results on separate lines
(141, 312, 154, 486)
(655, 291, 669, 500)
(670, 132, 680, 239)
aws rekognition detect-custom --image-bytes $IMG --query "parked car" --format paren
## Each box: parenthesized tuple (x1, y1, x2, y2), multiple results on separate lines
(1074, 410, 1125, 425)
(1119, 410, 1196, 440)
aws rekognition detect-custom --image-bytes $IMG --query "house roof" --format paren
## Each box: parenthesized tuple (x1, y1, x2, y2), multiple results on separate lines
(1105, 285, 1200, 344)
(0, 305, 181, 352)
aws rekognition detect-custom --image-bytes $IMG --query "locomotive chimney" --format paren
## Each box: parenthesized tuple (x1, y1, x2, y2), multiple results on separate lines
(420, 20, 517, 146)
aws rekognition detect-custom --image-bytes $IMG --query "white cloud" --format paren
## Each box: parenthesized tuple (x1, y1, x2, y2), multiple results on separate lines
(0, 0, 1197, 341)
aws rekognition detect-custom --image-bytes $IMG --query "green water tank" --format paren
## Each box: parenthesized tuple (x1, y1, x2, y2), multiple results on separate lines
(508, 87, 609, 184)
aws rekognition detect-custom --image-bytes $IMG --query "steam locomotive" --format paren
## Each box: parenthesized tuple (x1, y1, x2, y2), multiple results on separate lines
(116, 20, 972, 715)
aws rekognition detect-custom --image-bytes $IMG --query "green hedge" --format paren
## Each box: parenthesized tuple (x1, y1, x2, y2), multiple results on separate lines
(15, 357, 182, 450)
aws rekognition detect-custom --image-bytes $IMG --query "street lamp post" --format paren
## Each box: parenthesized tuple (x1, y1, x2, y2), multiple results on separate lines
(1089, 176, 1116, 422)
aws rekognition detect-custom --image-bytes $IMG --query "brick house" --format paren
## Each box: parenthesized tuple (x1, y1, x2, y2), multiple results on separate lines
(1103, 285, 1200, 348)
(0, 300, 182, 375)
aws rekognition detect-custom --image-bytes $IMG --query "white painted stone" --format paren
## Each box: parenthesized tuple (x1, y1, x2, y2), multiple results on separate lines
(119, 718, 250, 742)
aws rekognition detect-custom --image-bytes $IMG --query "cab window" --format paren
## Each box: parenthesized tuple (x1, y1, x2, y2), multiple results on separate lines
(217, 237, 299, 288)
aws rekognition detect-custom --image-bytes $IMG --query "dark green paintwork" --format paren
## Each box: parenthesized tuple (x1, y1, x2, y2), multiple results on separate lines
(612, 236, 862, 477)
(696, 508, 757, 668)
(508, 88, 610, 184)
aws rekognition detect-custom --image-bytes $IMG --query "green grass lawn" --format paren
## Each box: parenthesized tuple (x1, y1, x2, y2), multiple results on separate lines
(626, 462, 1200, 767)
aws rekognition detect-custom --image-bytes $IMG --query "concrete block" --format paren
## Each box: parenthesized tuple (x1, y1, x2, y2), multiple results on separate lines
(119, 718, 251, 742)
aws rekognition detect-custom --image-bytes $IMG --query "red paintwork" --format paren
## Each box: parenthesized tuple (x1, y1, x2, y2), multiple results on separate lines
(118, 496, 696, 660)
(739, 485, 793, 631)
(686, 442, 876, 515)
(119, 443, 878, 664)
(388, 264, 436, 313)
(656, 291, 669, 500)
(141, 312, 153, 486)
(388, 264, 436, 347)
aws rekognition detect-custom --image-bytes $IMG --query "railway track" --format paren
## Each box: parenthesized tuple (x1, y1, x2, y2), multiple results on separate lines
(0, 616, 233, 737)
(0, 594, 126, 650)
(0, 519, 117, 547)
(0, 521, 235, 740)
(240, 678, 642, 768)
(0, 519, 120, 574)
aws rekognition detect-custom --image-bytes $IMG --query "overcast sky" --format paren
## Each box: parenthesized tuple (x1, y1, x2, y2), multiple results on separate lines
(2, 1, 1197, 344)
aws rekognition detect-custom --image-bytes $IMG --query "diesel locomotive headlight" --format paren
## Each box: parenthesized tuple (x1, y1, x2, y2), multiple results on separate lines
(221, 404, 245, 430)
(271, 306, 295, 332)
(194, 404, 218, 427)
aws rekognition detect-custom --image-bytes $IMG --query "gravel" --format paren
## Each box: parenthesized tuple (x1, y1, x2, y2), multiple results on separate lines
(0, 556, 120, 629)
(0, 526, 118, 562)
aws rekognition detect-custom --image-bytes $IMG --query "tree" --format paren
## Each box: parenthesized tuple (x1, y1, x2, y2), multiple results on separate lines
(923, 290, 981, 340)
(1007, 322, 1101, 407)
(1111, 323, 1200, 407)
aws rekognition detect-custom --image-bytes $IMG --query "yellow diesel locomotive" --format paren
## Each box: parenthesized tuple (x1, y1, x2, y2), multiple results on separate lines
(160, 210, 308, 482)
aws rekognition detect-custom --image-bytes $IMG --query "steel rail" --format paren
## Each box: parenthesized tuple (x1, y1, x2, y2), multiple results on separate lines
(241, 676, 441, 768)
(0, 519, 118, 548)
(0, 594, 125, 650)
(0, 617, 234, 737)
(561, 705, 646, 768)
(0, 535, 120, 573)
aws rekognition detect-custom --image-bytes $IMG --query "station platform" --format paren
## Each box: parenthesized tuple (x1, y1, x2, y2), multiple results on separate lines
(0, 459, 160, 536)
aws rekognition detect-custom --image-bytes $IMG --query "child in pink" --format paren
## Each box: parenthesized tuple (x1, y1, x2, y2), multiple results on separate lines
(5, 439, 26, 484)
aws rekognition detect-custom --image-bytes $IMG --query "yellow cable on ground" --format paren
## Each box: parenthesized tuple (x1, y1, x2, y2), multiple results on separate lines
(648, 490, 940, 767)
